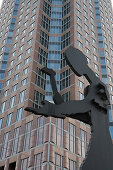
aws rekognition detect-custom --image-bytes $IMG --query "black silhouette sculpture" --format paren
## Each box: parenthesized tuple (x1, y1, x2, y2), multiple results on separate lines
(25, 46, 113, 170)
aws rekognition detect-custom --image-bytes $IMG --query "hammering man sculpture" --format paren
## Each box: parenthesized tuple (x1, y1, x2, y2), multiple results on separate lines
(25, 46, 113, 170)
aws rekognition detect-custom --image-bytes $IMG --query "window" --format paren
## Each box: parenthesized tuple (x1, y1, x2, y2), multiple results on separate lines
(55, 153, 63, 169)
(9, 96, 16, 108)
(5, 112, 13, 127)
(0, 118, 3, 129)
(77, 40, 83, 48)
(0, 132, 9, 160)
(61, 32, 70, 49)
(34, 153, 43, 170)
(3, 90, 9, 97)
(23, 121, 32, 151)
(79, 92, 84, 100)
(69, 159, 77, 170)
(27, 39, 32, 45)
(41, 15, 50, 32)
(69, 123, 76, 153)
(33, 90, 45, 108)
(56, 118, 64, 147)
(23, 67, 29, 75)
(36, 117, 45, 146)
(11, 127, 20, 156)
(0, 101, 7, 113)
(15, 63, 21, 71)
(62, 16, 70, 32)
(8, 69, 13, 76)
(60, 69, 70, 90)
(35, 68, 46, 90)
(62, 2, 70, 17)
(40, 30, 49, 49)
(20, 158, 28, 170)
(17, 54, 23, 61)
(19, 45, 24, 51)
(94, 64, 99, 71)
(80, 129, 87, 158)
(12, 84, 18, 92)
(21, 78, 28, 86)
(77, 32, 82, 39)
(16, 107, 24, 121)
(29, 22, 35, 29)
(62, 91, 70, 102)
(26, 48, 31, 54)
(43, 1, 51, 17)
(79, 80, 84, 89)
(14, 73, 19, 80)
(28, 30, 34, 37)
(18, 90, 26, 103)
(24, 57, 30, 65)
(38, 48, 48, 67)
(6, 79, 11, 86)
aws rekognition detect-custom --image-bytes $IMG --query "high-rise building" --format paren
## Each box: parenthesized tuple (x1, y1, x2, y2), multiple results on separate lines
(0, 0, 113, 169)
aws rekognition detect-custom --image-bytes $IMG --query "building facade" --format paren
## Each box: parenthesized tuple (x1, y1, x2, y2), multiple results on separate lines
(0, 0, 113, 169)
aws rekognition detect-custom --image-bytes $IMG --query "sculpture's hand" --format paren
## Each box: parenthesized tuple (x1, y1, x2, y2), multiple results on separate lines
(25, 100, 66, 119)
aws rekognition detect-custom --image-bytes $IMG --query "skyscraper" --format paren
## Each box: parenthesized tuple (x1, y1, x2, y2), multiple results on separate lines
(0, 0, 113, 169)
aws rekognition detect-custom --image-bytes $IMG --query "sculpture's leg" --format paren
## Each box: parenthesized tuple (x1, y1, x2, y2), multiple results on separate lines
(81, 108, 113, 170)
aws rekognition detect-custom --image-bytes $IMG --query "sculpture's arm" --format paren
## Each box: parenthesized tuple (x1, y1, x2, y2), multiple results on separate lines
(55, 99, 91, 117)
(25, 99, 91, 119)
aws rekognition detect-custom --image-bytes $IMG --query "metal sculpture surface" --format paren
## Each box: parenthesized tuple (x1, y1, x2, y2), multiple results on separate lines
(25, 46, 113, 170)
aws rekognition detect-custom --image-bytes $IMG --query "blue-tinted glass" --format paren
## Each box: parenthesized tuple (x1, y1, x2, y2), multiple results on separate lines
(46, 83, 52, 91)
(13, 10, 18, 15)
(49, 44, 61, 51)
(11, 18, 16, 23)
(102, 77, 108, 84)
(52, 7, 62, 12)
(96, 14, 100, 20)
(50, 27, 62, 34)
(8, 31, 13, 37)
(45, 95, 53, 101)
(0, 83, 2, 89)
(48, 53, 61, 60)
(97, 27, 102, 33)
(4, 47, 10, 53)
(95, 2, 99, 7)
(55, 74, 60, 81)
(14, 4, 19, 10)
(109, 109, 112, 121)
(98, 35, 103, 41)
(100, 57, 106, 65)
(51, 13, 62, 19)
(10, 23, 15, 30)
(95, 8, 100, 13)
(50, 20, 62, 26)
(52, 0, 62, 5)
(109, 127, 113, 139)
(101, 66, 107, 74)
(6, 38, 12, 44)
(99, 41, 104, 48)
(15, 0, 20, 4)
(0, 73, 5, 79)
(99, 51, 104, 56)
(96, 22, 101, 27)
(49, 36, 61, 42)
(1, 63, 7, 69)
(48, 63, 60, 69)
(3, 53, 8, 60)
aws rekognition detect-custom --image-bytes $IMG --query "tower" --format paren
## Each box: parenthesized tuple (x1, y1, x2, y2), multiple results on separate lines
(0, 0, 113, 169)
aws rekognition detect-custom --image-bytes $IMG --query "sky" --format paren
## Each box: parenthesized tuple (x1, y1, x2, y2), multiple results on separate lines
(0, 0, 113, 8)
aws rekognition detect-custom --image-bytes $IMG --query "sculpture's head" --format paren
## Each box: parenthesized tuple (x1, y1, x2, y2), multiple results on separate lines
(65, 46, 88, 77)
